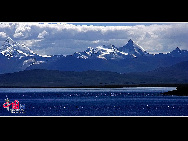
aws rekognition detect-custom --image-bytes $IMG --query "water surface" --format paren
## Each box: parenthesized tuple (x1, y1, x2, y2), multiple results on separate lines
(1, 87, 187, 116)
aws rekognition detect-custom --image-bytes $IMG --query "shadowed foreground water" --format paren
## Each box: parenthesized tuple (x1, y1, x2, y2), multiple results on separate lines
(1, 87, 188, 116)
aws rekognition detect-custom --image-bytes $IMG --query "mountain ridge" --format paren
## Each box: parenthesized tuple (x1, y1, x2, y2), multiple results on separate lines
(0, 37, 188, 74)
(73, 39, 149, 60)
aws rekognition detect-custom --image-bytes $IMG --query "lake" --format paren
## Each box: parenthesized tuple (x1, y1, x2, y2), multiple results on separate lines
(1, 87, 188, 116)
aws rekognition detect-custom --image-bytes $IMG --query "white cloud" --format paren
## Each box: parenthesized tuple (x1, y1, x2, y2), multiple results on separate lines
(0, 32, 7, 38)
(18, 39, 42, 47)
(92, 40, 100, 43)
(0, 22, 188, 55)
(13, 32, 24, 38)
(37, 30, 49, 39)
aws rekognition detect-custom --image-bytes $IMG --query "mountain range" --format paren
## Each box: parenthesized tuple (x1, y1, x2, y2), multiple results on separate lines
(24, 38, 188, 73)
(0, 37, 188, 87)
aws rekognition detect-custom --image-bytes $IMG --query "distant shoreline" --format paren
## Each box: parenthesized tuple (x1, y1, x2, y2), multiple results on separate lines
(1, 84, 187, 96)
(162, 85, 188, 96)
(0, 84, 185, 88)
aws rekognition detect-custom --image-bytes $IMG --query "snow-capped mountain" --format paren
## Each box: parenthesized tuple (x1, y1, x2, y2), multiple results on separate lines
(73, 39, 149, 60)
(0, 37, 36, 59)
(1, 38, 188, 74)
(118, 39, 148, 57)
(0, 37, 51, 73)
(73, 45, 120, 59)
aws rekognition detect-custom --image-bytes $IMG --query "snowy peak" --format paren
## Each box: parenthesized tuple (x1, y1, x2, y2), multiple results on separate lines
(175, 47, 181, 51)
(170, 47, 182, 55)
(0, 37, 35, 59)
(169, 47, 188, 57)
(73, 39, 148, 60)
(128, 39, 134, 44)
(5, 37, 14, 45)
(119, 39, 147, 57)
(0, 37, 49, 72)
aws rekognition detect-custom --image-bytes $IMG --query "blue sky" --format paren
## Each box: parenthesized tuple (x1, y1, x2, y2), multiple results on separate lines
(0, 22, 187, 55)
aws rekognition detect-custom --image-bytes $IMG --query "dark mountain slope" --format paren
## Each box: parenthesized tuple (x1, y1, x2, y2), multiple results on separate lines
(126, 61, 188, 84)
(0, 61, 187, 87)
(0, 70, 127, 87)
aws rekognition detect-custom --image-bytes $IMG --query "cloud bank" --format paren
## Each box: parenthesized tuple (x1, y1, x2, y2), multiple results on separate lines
(0, 22, 187, 55)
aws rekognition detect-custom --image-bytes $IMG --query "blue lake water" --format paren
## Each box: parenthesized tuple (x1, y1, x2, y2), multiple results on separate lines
(1, 87, 188, 116)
